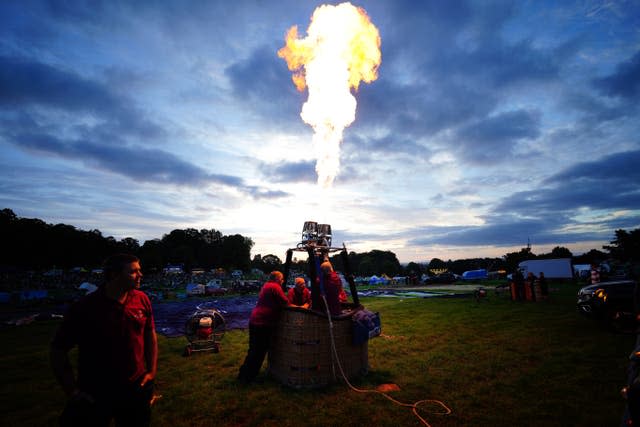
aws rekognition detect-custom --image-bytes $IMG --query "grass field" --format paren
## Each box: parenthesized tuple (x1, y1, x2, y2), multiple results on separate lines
(0, 282, 635, 426)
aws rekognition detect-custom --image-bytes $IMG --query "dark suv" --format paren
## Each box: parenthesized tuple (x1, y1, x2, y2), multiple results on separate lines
(577, 280, 638, 331)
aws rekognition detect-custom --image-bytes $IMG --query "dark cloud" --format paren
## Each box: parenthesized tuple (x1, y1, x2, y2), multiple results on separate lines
(11, 130, 241, 187)
(407, 219, 611, 247)
(494, 150, 640, 214)
(346, 132, 431, 159)
(546, 150, 640, 187)
(0, 54, 285, 197)
(0, 55, 166, 140)
(403, 150, 640, 248)
(593, 51, 640, 99)
(445, 38, 561, 88)
(258, 160, 316, 183)
(225, 44, 306, 128)
(453, 109, 541, 164)
(349, 3, 559, 161)
(0, 56, 119, 111)
(4, 125, 289, 198)
(244, 187, 289, 200)
(353, 78, 498, 142)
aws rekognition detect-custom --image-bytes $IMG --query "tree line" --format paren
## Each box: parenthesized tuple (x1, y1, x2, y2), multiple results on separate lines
(0, 209, 252, 273)
(1, 208, 638, 277)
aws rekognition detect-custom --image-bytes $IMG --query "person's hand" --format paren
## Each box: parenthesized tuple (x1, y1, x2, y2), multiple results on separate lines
(140, 372, 155, 387)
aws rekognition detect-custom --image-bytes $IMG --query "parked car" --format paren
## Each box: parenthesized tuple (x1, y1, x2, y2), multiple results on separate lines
(577, 280, 638, 331)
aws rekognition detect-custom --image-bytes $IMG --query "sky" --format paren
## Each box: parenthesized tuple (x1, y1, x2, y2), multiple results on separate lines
(1, 0, 639, 264)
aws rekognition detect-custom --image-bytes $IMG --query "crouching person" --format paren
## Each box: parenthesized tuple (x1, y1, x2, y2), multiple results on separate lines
(287, 277, 311, 309)
(50, 254, 158, 427)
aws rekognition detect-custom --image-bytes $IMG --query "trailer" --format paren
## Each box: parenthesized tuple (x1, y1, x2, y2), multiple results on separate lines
(518, 258, 573, 279)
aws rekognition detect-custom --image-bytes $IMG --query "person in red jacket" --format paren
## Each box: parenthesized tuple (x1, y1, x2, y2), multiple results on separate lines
(287, 277, 311, 308)
(238, 271, 289, 383)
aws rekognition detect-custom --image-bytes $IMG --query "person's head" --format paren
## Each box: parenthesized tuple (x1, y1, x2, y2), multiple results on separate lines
(295, 277, 306, 290)
(103, 253, 142, 291)
(269, 271, 284, 284)
(539, 272, 545, 278)
(320, 261, 333, 274)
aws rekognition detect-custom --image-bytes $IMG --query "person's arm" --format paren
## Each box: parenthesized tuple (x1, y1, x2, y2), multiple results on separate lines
(302, 288, 311, 309)
(140, 327, 158, 387)
(275, 284, 289, 306)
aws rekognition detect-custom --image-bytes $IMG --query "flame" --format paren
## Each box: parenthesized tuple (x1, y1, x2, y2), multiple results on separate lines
(278, 2, 381, 188)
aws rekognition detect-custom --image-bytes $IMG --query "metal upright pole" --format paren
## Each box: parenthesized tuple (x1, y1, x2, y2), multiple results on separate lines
(341, 244, 359, 306)
(282, 249, 293, 293)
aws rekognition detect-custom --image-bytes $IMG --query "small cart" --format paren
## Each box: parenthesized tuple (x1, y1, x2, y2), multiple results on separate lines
(183, 308, 225, 356)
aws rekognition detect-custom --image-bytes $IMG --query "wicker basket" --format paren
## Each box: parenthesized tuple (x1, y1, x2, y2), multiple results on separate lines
(268, 305, 368, 388)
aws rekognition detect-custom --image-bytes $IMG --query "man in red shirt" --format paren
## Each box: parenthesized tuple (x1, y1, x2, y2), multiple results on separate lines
(314, 261, 345, 316)
(238, 271, 289, 383)
(287, 277, 311, 308)
(51, 253, 158, 426)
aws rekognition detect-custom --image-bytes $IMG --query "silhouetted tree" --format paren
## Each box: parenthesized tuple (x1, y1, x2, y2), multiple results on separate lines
(503, 247, 536, 273)
(536, 246, 572, 259)
(573, 249, 608, 266)
(604, 229, 640, 262)
(257, 254, 282, 273)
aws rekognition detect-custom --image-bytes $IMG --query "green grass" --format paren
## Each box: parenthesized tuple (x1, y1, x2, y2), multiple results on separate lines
(0, 283, 634, 426)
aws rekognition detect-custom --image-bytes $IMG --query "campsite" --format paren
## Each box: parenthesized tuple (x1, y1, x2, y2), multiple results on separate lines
(0, 281, 635, 426)
(2, 1, 640, 424)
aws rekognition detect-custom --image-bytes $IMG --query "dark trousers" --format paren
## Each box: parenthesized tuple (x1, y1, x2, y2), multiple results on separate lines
(60, 380, 153, 427)
(238, 323, 274, 382)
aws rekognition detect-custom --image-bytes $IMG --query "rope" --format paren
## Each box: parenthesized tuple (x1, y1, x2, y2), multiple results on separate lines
(321, 295, 452, 427)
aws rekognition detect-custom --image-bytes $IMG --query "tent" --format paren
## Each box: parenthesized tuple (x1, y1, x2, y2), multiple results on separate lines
(78, 282, 98, 294)
(19, 290, 48, 301)
(462, 269, 488, 280)
(186, 283, 205, 296)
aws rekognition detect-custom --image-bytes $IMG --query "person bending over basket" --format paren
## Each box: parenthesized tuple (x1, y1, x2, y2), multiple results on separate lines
(238, 270, 289, 383)
(287, 277, 311, 308)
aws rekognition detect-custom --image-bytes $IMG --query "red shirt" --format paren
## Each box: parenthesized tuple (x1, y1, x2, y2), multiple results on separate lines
(51, 287, 154, 394)
(249, 280, 289, 327)
(287, 286, 311, 307)
(314, 271, 344, 316)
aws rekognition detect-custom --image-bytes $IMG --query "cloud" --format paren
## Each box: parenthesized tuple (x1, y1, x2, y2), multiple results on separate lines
(453, 109, 541, 163)
(593, 51, 640, 99)
(258, 160, 316, 183)
(353, 78, 498, 143)
(403, 150, 640, 248)
(488, 150, 640, 233)
(0, 56, 119, 111)
(346, 132, 431, 160)
(0, 55, 166, 140)
(244, 187, 290, 200)
(10, 129, 240, 186)
(225, 44, 306, 128)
